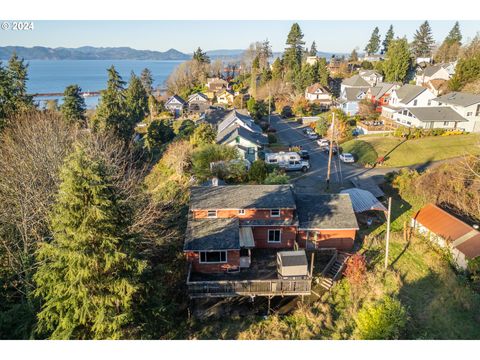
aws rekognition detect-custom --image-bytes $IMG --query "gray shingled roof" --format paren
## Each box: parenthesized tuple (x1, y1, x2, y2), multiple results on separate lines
(187, 92, 209, 103)
(216, 123, 268, 146)
(190, 185, 296, 210)
(360, 70, 381, 77)
(295, 194, 359, 230)
(344, 87, 368, 102)
(423, 65, 444, 77)
(166, 94, 186, 105)
(217, 110, 263, 134)
(184, 217, 240, 251)
(395, 84, 426, 104)
(433, 92, 480, 107)
(342, 75, 370, 87)
(407, 107, 467, 122)
(369, 83, 397, 99)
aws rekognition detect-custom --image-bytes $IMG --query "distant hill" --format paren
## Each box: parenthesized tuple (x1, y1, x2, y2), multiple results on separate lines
(0, 46, 191, 60)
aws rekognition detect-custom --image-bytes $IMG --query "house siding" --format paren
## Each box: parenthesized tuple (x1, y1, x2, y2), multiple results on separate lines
(297, 229, 356, 250)
(186, 250, 240, 273)
(252, 226, 297, 249)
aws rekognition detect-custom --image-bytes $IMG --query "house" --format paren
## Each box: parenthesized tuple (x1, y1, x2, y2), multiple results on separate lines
(415, 63, 452, 86)
(216, 124, 268, 162)
(381, 84, 436, 120)
(184, 185, 358, 298)
(304, 83, 332, 106)
(360, 54, 384, 62)
(366, 82, 400, 112)
(432, 92, 480, 132)
(392, 106, 467, 130)
(306, 56, 319, 66)
(165, 95, 186, 117)
(187, 93, 210, 114)
(338, 87, 368, 116)
(217, 110, 263, 135)
(359, 70, 383, 86)
(423, 79, 448, 96)
(217, 89, 235, 106)
(412, 203, 480, 270)
(205, 77, 228, 97)
(340, 74, 371, 94)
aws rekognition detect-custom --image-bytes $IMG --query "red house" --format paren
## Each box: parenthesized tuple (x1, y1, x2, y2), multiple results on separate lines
(184, 185, 358, 298)
(366, 83, 400, 112)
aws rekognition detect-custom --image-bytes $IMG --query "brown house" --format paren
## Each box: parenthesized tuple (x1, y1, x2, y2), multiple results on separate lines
(184, 185, 358, 298)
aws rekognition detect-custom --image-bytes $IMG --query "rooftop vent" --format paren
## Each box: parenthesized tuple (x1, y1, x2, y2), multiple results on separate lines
(473, 224, 479, 230)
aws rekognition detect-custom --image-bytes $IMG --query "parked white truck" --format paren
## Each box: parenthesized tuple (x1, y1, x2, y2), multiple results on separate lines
(265, 152, 310, 172)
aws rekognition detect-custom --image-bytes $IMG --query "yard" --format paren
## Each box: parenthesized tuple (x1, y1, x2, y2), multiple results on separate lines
(341, 133, 480, 167)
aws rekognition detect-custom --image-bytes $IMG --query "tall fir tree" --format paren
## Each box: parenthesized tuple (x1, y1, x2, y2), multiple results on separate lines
(412, 21, 435, 58)
(435, 22, 462, 63)
(365, 27, 381, 55)
(382, 25, 395, 54)
(283, 23, 305, 72)
(350, 48, 359, 62)
(34, 144, 145, 339)
(125, 73, 148, 126)
(317, 58, 329, 87)
(193, 47, 210, 64)
(271, 57, 283, 80)
(140, 68, 154, 95)
(60, 84, 86, 126)
(445, 21, 462, 45)
(383, 38, 412, 83)
(309, 41, 318, 56)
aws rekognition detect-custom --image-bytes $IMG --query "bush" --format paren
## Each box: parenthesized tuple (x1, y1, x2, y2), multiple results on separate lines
(191, 144, 240, 182)
(248, 160, 268, 183)
(264, 169, 289, 184)
(281, 105, 293, 118)
(268, 133, 277, 144)
(355, 296, 408, 340)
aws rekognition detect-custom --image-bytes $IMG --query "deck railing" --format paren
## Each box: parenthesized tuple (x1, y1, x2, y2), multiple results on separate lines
(187, 277, 312, 298)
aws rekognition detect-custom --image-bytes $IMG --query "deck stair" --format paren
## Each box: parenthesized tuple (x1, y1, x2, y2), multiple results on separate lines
(319, 252, 350, 291)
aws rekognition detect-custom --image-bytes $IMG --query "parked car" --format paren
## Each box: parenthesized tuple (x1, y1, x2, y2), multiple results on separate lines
(339, 153, 355, 163)
(303, 128, 314, 135)
(284, 159, 310, 172)
(317, 139, 330, 148)
(307, 133, 319, 140)
(298, 150, 310, 160)
(322, 145, 338, 155)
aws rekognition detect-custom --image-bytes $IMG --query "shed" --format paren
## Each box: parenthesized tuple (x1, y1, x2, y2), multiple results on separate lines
(340, 188, 387, 213)
(277, 250, 309, 278)
(350, 175, 385, 198)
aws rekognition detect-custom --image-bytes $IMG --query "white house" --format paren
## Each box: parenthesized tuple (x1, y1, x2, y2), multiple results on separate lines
(217, 110, 263, 135)
(358, 70, 383, 86)
(304, 83, 332, 105)
(392, 106, 467, 130)
(306, 56, 319, 66)
(381, 85, 436, 120)
(415, 64, 452, 86)
(165, 95, 187, 117)
(217, 89, 234, 106)
(216, 124, 268, 162)
(338, 87, 368, 116)
(432, 92, 480, 132)
(340, 74, 371, 94)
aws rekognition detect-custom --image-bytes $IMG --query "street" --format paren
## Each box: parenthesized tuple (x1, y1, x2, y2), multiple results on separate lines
(270, 115, 395, 193)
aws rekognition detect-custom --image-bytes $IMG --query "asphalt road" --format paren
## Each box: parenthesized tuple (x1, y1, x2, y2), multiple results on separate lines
(270, 115, 397, 193)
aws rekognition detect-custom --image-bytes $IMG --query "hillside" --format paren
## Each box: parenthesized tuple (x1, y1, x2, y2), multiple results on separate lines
(0, 46, 191, 60)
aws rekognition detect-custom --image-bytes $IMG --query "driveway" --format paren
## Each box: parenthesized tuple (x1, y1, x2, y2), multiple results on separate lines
(270, 115, 398, 193)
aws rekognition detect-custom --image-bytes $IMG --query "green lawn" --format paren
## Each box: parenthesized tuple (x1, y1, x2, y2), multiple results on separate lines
(341, 134, 480, 167)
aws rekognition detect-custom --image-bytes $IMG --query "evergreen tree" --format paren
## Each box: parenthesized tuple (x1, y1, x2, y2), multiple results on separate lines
(271, 58, 283, 80)
(317, 58, 329, 87)
(382, 25, 395, 54)
(412, 21, 435, 58)
(365, 27, 381, 55)
(93, 66, 130, 140)
(190, 123, 216, 146)
(34, 144, 145, 339)
(445, 21, 462, 45)
(145, 120, 175, 151)
(140, 68, 154, 95)
(193, 47, 210, 64)
(309, 41, 318, 56)
(350, 48, 359, 62)
(60, 84, 86, 126)
(283, 23, 305, 72)
(7, 52, 30, 101)
(435, 22, 462, 63)
(383, 38, 411, 83)
(259, 39, 273, 70)
(125, 73, 148, 125)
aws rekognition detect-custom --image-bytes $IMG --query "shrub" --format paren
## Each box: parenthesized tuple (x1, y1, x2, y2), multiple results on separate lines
(248, 160, 268, 183)
(191, 144, 240, 182)
(355, 296, 408, 340)
(268, 133, 277, 144)
(264, 169, 289, 184)
(281, 105, 293, 118)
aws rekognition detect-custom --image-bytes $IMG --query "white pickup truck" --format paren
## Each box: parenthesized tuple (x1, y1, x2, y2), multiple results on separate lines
(265, 152, 310, 172)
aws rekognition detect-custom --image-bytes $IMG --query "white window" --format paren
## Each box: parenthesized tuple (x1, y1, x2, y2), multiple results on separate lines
(207, 210, 217, 218)
(413, 100, 418, 106)
(268, 229, 281, 243)
(428, 99, 432, 106)
(199, 251, 227, 264)
(270, 209, 280, 217)
(238, 209, 245, 215)
(467, 112, 473, 116)
(444, 121, 449, 126)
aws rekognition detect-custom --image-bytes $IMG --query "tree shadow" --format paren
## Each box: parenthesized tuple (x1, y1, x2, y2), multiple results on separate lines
(381, 138, 408, 162)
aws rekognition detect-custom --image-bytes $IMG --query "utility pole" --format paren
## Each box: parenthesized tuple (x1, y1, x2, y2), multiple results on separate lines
(384, 197, 392, 270)
(326, 110, 336, 189)
(268, 84, 271, 125)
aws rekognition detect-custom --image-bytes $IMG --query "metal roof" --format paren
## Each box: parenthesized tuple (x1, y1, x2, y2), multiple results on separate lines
(239, 227, 255, 248)
(340, 188, 387, 213)
(350, 176, 385, 198)
(413, 203, 480, 259)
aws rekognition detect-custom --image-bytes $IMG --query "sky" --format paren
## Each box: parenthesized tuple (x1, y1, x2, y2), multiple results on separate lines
(1, 20, 479, 53)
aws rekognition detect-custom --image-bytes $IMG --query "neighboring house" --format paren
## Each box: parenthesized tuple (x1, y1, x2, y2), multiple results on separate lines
(415, 63, 452, 86)
(392, 106, 467, 130)
(366, 82, 400, 112)
(216, 124, 268, 162)
(217, 89, 235, 106)
(306, 56, 319, 66)
(340, 74, 371, 94)
(412, 203, 480, 270)
(360, 54, 384, 62)
(165, 95, 186, 117)
(423, 79, 448, 96)
(304, 83, 333, 106)
(381, 84, 436, 120)
(184, 185, 358, 298)
(359, 70, 383, 86)
(338, 87, 368, 116)
(432, 92, 480, 133)
(217, 110, 263, 135)
(187, 92, 210, 114)
(205, 77, 229, 98)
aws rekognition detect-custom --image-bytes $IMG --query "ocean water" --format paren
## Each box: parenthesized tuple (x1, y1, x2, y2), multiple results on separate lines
(25, 60, 184, 108)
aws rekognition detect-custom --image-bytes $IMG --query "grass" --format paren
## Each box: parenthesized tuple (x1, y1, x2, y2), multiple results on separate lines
(341, 134, 480, 167)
